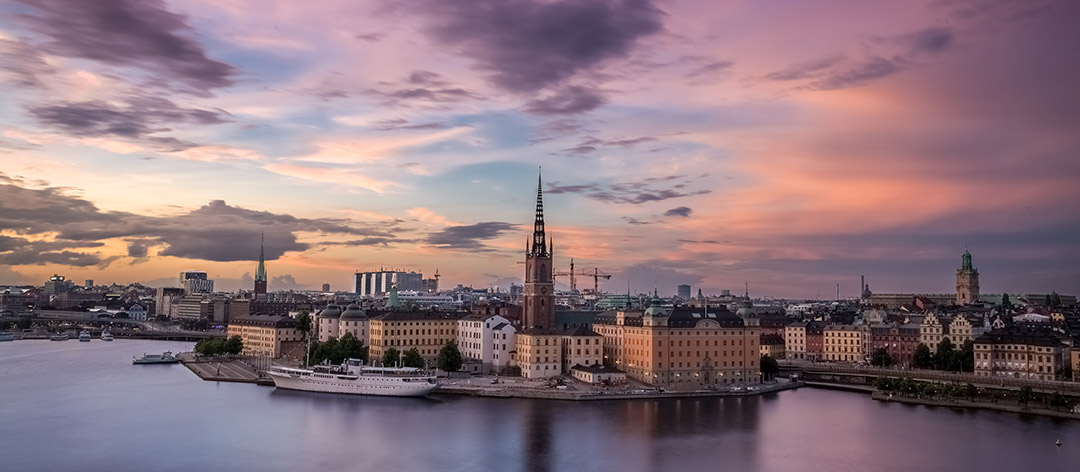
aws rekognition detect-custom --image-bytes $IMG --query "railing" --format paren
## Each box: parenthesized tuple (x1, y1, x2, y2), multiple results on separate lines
(781, 361, 1080, 393)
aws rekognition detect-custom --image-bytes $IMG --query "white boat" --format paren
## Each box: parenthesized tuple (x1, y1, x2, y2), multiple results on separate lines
(49, 333, 69, 341)
(0, 332, 15, 342)
(268, 359, 439, 397)
(78, 330, 92, 342)
(133, 352, 180, 364)
(101, 331, 114, 341)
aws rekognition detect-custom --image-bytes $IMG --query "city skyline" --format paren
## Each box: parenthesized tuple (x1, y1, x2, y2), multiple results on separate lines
(1, 0, 1078, 297)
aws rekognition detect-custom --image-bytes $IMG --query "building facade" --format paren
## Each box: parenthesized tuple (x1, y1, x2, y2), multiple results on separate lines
(920, 312, 952, 351)
(367, 311, 466, 365)
(823, 325, 865, 362)
(457, 313, 516, 373)
(785, 323, 807, 360)
(867, 323, 921, 366)
(227, 313, 303, 359)
(354, 270, 424, 297)
(974, 328, 1066, 381)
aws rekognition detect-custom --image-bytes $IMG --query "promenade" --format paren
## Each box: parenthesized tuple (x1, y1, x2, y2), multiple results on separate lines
(178, 352, 272, 385)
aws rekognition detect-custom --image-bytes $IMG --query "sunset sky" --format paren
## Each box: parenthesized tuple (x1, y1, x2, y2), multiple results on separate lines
(1, 0, 1077, 298)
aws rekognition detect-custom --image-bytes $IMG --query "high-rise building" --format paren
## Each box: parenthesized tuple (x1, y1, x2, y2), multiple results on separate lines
(956, 249, 980, 305)
(354, 270, 423, 296)
(84, 280, 94, 288)
(43, 274, 73, 294)
(677, 284, 691, 299)
(179, 271, 214, 294)
(322, 283, 331, 292)
(254, 234, 267, 301)
(522, 174, 554, 332)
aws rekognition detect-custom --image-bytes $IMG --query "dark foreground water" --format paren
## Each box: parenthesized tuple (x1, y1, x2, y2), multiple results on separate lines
(1, 340, 1078, 472)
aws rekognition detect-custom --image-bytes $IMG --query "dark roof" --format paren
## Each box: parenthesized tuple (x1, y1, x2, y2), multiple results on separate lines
(370, 310, 468, 322)
(230, 313, 296, 328)
(560, 325, 600, 337)
(491, 322, 509, 330)
(975, 327, 1066, 347)
(760, 333, 785, 345)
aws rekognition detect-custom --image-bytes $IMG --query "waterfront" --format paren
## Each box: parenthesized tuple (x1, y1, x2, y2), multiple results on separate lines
(1, 340, 1078, 472)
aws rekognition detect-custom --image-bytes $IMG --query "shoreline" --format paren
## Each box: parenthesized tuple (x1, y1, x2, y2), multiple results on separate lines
(868, 390, 1080, 420)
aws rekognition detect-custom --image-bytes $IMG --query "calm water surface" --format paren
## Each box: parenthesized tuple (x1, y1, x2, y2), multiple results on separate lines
(1, 340, 1078, 472)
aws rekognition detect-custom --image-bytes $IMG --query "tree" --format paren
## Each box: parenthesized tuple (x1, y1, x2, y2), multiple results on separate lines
(959, 340, 974, 372)
(870, 348, 894, 367)
(912, 344, 934, 369)
(0, 320, 11, 330)
(437, 340, 463, 374)
(935, 338, 955, 370)
(898, 377, 917, 395)
(295, 311, 312, 339)
(1049, 291, 1062, 308)
(760, 354, 779, 381)
(964, 383, 978, 401)
(195, 337, 229, 356)
(1000, 293, 1013, 313)
(1018, 386, 1034, 407)
(16, 318, 32, 330)
(1050, 392, 1067, 409)
(403, 347, 425, 369)
(338, 332, 367, 363)
(224, 335, 244, 355)
(383, 347, 401, 367)
(873, 377, 895, 392)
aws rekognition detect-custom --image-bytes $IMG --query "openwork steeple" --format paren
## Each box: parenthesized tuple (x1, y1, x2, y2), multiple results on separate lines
(255, 232, 267, 282)
(530, 172, 548, 256)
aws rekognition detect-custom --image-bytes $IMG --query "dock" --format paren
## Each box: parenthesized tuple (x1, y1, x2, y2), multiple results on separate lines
(177, 352, 273, 386)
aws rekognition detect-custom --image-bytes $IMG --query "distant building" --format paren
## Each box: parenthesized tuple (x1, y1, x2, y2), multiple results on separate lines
(84, 280, 94, 288)
(355, 270, 424, 296)
(677, 284, 691, 299)
(760, 333, 786, 359)
(154, 287, 185, 317)
(457, 313, 516, 374)
(322, 283, 331, 292)
(254, 236, 267, 301)
(823, 325, 865, 362)
(367, 311, 467, 365)
(920, 312, 952, 351)
(570, 364, 627, 385)
(423, 270, 440, 293)
(867, 323, 921, 366)
(176, 295, 209, 321)
(43, 274, 73, 295)
(179, 271, 213, 295)
(127, 304, 148, 321)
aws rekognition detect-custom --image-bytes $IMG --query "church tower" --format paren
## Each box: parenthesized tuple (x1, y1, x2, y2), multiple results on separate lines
(956, 249, 979, 305)
(523, 173, 555, 331)
(254, 233, 267, 301)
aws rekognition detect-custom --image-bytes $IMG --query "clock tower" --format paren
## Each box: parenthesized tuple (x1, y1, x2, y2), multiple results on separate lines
(523, 173, 555, 331)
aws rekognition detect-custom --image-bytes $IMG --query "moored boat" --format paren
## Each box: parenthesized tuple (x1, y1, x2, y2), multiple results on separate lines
(0, 332, 15, 342)
(78, 330, 92, 342)
(101, 331, 114, 341)
(133, 351, 180, 364)
(268, 359, 439, 397)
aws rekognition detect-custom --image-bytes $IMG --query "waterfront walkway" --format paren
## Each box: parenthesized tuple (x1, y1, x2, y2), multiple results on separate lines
(178, 352, 271, 385)
(438, 377, 802, 400)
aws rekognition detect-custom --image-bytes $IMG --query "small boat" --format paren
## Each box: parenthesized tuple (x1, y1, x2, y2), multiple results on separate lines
(78, 330, 92, 342)
(1056, 439, 1062, 447)
(101, 331, 114, 341)
(49, 333, 69, 341)
(0, 332, 15, 342)
(133, 351, 180, 364)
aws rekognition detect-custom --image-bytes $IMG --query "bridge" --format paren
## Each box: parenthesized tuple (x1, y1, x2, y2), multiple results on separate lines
(780, 361, 1080, 396)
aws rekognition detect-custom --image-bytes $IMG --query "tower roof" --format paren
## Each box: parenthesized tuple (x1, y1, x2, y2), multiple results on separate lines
(255, 233, 267, 282)
(529, 171, 549, 257)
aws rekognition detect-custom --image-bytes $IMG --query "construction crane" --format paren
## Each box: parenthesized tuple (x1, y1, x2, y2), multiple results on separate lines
(553, 258, 611, 294)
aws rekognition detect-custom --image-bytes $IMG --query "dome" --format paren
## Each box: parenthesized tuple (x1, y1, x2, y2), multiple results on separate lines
(340, 303, 367, 320)
(644, 291, 668, 317)
(319, 304, 342, 319)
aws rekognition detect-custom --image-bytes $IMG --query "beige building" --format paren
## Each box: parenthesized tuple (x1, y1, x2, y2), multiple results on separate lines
(227, 313, 303, 359)
(823, 325, 865, 362)
(560, 325, 604, 373)
(570, 364, 627, 385)
(760, 333, 785, 359)
(368, 311, 466, 365)
(784, 323, 807, 360)
(920, 312, 953, 351)
(974, 329, 1067, 381)
(592, 296, 760, 389)
(516, 331, 563, 379)
(947, 314, 987, 347)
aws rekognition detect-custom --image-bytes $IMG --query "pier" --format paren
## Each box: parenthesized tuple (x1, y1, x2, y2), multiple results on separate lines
(177, 352, 273, 386)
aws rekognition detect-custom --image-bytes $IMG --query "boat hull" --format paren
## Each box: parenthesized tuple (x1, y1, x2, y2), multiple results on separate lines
(268, 371, 439, 397)
(132, 359, 180, 364)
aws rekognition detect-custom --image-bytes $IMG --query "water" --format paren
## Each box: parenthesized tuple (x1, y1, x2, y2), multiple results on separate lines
(1, 340, 1077, 472)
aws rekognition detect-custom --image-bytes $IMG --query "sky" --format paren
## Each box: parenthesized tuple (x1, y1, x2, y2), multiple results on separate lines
(0, 0, 1078, 298)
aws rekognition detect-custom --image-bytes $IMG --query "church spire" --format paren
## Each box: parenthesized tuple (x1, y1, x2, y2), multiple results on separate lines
(255, 232, 267, 282)
(530, 170, 548, 256)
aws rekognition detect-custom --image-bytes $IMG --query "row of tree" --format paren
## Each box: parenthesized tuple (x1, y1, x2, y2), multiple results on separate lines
(911, 338, 975, 372)
(874, 376, 979, 400)
(194, 336, 243, 356)
(305, 334, 465, 373)
(308, 333, 367, 365)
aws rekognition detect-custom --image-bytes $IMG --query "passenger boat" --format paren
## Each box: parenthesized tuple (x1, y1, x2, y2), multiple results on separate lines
(0, 332, 15, 342)
(49, 333, 69, 341)
(101, 331, 114, 341)
(78, 330, 92, 342)
(268, 359, 439, 397)
(133, 351, 180, 364)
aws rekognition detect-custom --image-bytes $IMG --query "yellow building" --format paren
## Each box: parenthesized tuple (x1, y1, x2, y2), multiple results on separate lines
(560, 325, 604, 373)
(760, 333, 785, 359)
(368, 311, 466, 365)
(823, 325, 865, 362)
(593, 296, 760, 389)
(227, 313, 303, 359)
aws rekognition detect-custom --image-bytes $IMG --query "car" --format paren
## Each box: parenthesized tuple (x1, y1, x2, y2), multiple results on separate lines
(490, 378, 500, 385)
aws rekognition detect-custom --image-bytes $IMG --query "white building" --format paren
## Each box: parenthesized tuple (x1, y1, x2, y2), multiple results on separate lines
(354, 270, 423, 296)
(127, 304, 148, 321)
(457, 313, 516, 374)
(394, 291, 462, 309)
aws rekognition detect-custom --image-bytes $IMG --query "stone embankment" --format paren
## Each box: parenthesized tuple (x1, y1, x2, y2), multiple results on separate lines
(870, 390, 1080, 420)
(178, 352, 273, 386)
(437, 380, 803, 401)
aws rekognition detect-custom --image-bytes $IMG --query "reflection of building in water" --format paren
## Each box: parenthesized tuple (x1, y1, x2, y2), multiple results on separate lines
(523, 400, 552, 472)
